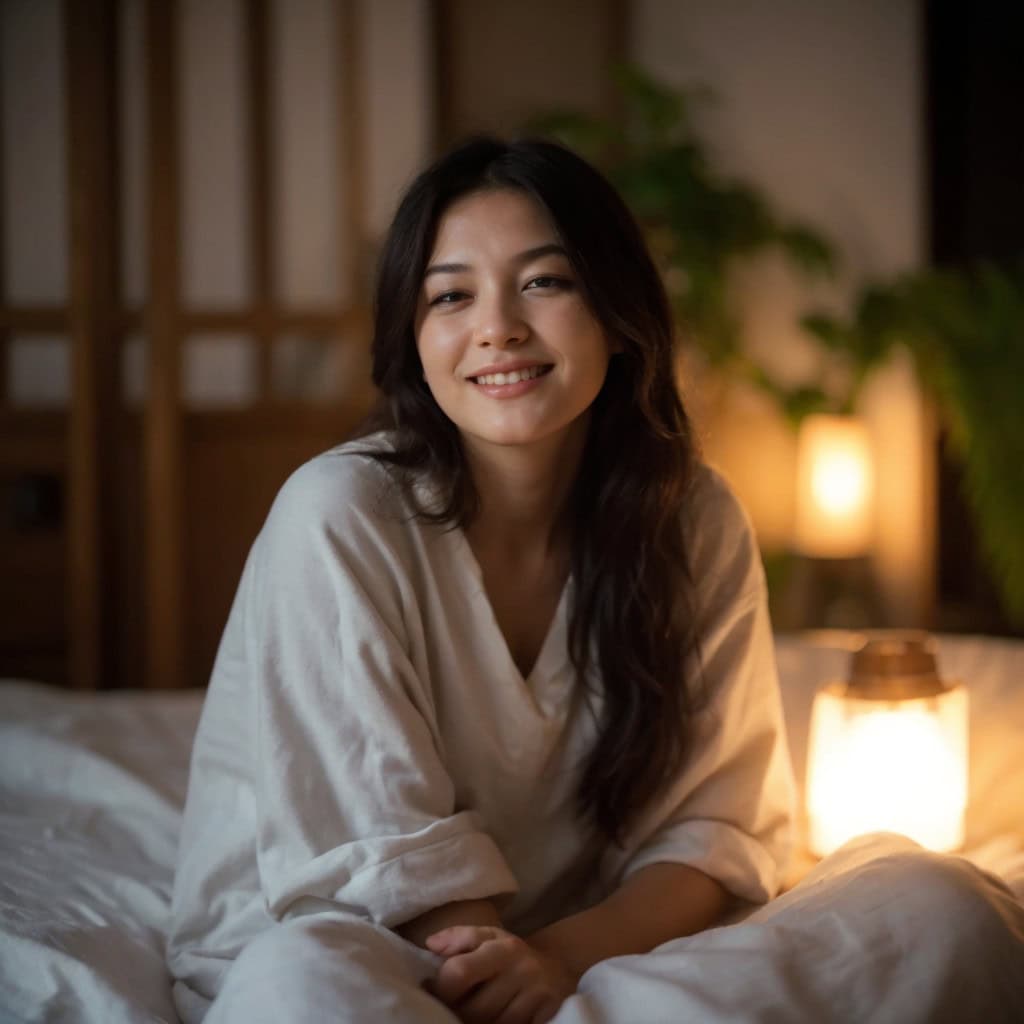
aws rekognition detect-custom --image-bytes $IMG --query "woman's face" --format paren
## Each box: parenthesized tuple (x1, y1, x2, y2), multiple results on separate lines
(414, 188, 613, 456)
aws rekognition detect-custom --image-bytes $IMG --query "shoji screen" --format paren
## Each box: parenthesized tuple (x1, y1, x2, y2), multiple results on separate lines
(0, 0, 434, 689)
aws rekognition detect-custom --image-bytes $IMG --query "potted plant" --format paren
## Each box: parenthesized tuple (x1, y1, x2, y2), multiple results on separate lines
(530, 67, 1024, 627)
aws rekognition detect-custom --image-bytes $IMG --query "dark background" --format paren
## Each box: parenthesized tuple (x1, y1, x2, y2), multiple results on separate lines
(927, 0, 1024, 635)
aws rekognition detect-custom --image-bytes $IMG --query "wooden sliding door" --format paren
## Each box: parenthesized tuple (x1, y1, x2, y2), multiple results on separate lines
(1, 0, 627, 688)
(0, 0, 435, 688)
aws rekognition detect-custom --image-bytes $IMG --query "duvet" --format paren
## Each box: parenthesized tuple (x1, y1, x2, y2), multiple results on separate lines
(1, 633, 1022, 1023)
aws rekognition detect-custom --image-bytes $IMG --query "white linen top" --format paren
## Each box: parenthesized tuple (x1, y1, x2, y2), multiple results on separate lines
(168, 436, 795, 1001)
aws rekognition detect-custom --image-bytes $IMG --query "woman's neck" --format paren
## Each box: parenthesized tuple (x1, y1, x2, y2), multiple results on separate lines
(462, 420, 587, 557)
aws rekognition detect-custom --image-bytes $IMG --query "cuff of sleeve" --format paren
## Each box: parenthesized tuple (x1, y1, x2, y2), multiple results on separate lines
(266, 812, 520, 928)
(616, 820, 783, 904)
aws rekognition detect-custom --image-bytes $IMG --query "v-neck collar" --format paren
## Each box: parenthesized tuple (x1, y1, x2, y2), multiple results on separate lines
(451, 527, 571, 692)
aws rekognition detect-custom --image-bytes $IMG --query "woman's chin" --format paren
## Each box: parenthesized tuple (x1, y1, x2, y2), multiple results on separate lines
(458, 418, 587, 457)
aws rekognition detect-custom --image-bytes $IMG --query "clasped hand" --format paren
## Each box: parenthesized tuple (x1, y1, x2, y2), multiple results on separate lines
(425, 925, 575, 1024)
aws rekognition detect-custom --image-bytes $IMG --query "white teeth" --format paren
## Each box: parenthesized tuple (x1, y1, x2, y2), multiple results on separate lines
(474, 366, 546, 386)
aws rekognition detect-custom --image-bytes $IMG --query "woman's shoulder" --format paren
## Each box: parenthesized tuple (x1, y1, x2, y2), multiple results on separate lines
(273, 430, 396, 506)
(684, 461, 763, 595)
(686, 461, 755, 536)
(261, 431, 409, 544)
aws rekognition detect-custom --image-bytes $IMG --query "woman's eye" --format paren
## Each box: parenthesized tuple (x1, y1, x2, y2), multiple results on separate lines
(429, 290, 468, 306)
(526, 276, 570, 291)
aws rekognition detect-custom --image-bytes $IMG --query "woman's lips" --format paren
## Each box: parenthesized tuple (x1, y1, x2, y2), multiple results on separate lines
(467, 363, 553, 398)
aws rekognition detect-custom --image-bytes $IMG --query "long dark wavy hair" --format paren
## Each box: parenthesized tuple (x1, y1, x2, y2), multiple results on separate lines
(362, 136, 705, 842)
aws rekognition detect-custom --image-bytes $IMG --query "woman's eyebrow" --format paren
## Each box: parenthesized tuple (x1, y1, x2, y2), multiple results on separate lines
(423, 261, 469, 279)
(423, 243, 568, 279)
(516, 242, 568, 264)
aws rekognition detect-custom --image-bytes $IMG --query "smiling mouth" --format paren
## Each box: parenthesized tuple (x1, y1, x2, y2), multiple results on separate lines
(467, 365, 554, 386)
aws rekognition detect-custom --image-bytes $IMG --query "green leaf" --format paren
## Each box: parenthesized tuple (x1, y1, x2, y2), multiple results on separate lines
(525, 66, 1024, 623)
(777, 225, 836, 277)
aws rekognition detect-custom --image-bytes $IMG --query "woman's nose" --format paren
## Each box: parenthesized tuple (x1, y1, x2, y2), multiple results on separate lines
(473, 293, 529, 348)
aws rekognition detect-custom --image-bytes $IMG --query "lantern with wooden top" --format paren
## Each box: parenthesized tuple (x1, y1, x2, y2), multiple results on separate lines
(805, 634, 969, 857)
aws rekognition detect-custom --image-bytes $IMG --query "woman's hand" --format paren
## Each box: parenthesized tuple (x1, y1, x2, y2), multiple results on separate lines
(426, 925, 576, 1024)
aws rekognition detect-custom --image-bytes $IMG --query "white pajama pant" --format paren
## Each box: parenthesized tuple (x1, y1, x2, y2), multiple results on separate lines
(188, 836, 1024, 1024)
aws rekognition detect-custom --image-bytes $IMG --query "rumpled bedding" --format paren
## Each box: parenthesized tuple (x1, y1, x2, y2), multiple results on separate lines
(0, 684, 200, 1022)
(0, 633, 1022, 1023)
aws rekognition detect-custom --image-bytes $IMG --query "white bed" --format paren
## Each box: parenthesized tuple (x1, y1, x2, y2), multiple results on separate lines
(1, 632, 1022, 1023)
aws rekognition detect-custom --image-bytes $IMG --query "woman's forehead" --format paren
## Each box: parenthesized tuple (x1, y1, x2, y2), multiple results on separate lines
(428, 188, 561, 264)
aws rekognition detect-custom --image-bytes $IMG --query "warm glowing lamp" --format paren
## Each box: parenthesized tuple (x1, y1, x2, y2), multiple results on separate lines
(794, 414, 874, 557)
(806, 635, 969, 857)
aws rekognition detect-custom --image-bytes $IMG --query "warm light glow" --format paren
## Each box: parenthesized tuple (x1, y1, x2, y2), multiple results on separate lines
(794, 415, 874, 557)
(806, 684, 969, 856)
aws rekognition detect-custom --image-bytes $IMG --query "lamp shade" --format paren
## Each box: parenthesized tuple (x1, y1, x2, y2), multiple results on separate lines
(794, 414, 874, 558)
(805, 635, 968, 857)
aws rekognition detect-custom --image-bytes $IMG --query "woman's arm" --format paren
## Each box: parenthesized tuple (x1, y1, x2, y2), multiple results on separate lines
(527, 861, 728, 982)
(421, 863, 727, 1023)
(403, 862, 726, 970)
(229, 456, 519, 928)
(398, 898, 503, 948)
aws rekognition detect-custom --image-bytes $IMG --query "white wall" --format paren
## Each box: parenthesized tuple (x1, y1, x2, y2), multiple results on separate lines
(631, 0, 932, 624)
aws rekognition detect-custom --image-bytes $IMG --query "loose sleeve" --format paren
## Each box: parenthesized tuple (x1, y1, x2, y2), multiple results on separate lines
(601, 467, 796, 904)
(240, 456, 518, 927)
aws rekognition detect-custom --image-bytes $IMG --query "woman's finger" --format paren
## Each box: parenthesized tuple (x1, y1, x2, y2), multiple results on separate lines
(426, 924, 500, 956)
(492, 987, 548, 1024)
(432, 937, 513, 1004)
(451, 968, 521, 1024)
(530, 996, 562, 1024)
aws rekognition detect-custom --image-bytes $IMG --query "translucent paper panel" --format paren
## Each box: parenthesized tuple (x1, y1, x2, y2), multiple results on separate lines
(179, 0, 250, 307)
(272, 334, 350, 402)
(119, 0, 147, 307)
(1, 1, 68, 304)
(183, 334, 258, 408)
(271, 0, 345, 307)
(8, 336, 70, 407)
(360, 0, 434, 240)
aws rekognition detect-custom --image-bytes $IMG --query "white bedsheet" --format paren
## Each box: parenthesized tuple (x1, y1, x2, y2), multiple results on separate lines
(0, 683, 200, 1022)
(1, 632, 1022, 1023)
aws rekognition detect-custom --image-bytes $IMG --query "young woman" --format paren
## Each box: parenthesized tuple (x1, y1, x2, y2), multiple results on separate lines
(167, 138, 1023, 1024)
